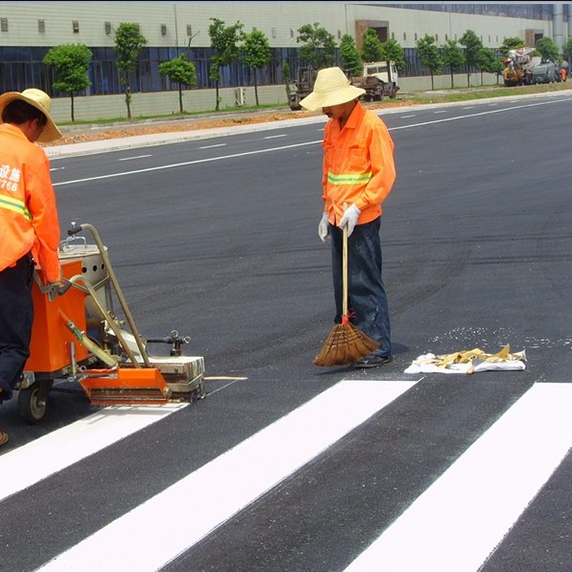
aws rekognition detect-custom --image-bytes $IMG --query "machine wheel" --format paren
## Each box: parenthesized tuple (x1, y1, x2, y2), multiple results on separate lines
(18, 380, 51, 423)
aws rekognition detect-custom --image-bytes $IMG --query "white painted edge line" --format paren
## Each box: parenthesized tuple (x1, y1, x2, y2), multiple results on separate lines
(0, 402, 188, 503)
(344, 383, 572, 572)
(35, 379, 416, 572)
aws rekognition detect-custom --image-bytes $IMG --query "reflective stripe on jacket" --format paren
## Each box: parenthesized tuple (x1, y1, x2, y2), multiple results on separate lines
(322, 101, 396, 226)
(0, 124, 61, 282)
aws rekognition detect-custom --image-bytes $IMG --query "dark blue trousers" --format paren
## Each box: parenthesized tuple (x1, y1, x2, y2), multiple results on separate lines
(330, 217, 391, 358)
(0, 254, 34, 401)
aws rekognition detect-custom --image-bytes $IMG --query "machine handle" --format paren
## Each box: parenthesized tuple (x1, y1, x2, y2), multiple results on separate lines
(67, 222, 83, 236)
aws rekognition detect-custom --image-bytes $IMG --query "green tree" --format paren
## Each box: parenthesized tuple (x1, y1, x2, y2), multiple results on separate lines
(243, 29, 271, 107)
(42, 43, 92, 122)
(361, 28, 383, 63)
(442, 39, 465, 89)
(499, 37, 526, 58)
(114, 22, 147, 119)
(381, 38, 406, 71)
(340, 34, 362, 77)
(416, 34, 443, 90)
(562, 37, 572, 71)
(208, 18, 245, 111)
(460, 29, 483, 87)
(535, 36, 560, 63)
(296, 22, 336, 69)
(158, 54, 197, 114)
(475, 47, 503, 85)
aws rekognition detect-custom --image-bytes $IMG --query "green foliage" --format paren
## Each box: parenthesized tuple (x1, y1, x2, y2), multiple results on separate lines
(43, 43, 92, 94)
(441, 39, 465, 89)
(361, 29, 383, 63)
(159, 54, 197, 87)
(475, 47, 503, 84)
(340, 34, 362, 76)
(243, 29, 271, 106)
(416, 34, 443, 90)
(114, 22, 147, 119)
(499, 37, 525, 58)
(208, 17, 245, 110)
(563, 37, 572, 65)
(243, 30, 271, 70)
(381, 38, 406, 70)
(460, 29, 483, 86)
(43, 43, 92, 122)
(535, 36, 561, 63)
(296, 22, 336, 69)
(159, 54, 197, 113)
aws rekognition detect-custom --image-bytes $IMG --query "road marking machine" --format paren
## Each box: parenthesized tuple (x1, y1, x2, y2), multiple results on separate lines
(19, 222, 205, 423)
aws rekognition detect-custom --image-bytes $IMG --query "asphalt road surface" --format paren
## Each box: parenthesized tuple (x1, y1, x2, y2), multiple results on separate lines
(1, 91, 572, 572)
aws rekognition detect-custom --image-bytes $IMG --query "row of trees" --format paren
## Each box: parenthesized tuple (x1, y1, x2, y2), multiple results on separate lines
(416, 32, 572, 90)
(43, 18, 273, 121)
(42, 18, 572, 122)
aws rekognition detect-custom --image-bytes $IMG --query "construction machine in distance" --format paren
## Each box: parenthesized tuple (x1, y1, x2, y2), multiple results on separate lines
(288, 62, 399, 111)
(19, 222, 205, 423)
(502, 47, 561, 86)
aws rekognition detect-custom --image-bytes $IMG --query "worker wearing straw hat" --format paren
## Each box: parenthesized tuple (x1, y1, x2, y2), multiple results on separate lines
(0, 88, 63, 445)
(301, 67, 396, 368)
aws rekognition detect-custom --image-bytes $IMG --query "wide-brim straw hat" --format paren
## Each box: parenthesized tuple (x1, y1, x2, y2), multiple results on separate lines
(300, 67, 366, 111)
(0, 88, 62, 143)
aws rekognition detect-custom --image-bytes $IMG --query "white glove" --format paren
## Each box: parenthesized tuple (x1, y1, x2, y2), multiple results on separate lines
(318, 212, 329, 243)
(339, 204, 361, 237)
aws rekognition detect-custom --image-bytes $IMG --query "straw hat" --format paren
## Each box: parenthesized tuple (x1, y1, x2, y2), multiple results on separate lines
(300, 67, 365, 111)
(0, 88, 62, 143)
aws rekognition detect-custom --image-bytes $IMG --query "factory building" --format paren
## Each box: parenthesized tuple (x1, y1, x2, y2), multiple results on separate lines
(0, 2, 569, 121)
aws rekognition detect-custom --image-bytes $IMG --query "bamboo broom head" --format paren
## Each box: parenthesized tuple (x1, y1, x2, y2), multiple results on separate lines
(313, 319, 379, 367)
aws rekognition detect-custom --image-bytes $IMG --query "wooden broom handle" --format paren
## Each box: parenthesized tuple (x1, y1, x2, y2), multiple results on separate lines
(342, 208, 349, 318)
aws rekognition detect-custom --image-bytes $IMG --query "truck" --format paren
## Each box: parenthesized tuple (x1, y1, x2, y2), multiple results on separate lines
(354, 61, 400, 100)
(502, 47, 536, 86)
(502, 47, 559, 86)
(288, 67, 317, 111)
(288, 61, 399, 111)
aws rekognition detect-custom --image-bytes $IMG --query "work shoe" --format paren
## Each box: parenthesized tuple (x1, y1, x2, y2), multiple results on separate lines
(354, 354, 393, 369)
(0, 430, 9, 447)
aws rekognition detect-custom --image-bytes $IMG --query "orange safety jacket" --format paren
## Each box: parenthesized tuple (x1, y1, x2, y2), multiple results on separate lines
(322, 101, 396, 226)
(0, 124, 61, 283)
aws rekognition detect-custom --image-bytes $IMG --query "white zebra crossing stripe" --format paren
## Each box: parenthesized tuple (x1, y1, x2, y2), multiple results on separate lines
(34, 379, 416, 572)
(344, 382, 572, 572)
(0, 403, 188, 503)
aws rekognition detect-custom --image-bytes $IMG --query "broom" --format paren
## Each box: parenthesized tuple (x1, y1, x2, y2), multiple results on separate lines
(313, 218, 379, 366)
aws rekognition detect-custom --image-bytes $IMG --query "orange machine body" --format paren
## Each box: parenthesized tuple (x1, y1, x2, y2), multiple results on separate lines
(25, 258, 90, 376)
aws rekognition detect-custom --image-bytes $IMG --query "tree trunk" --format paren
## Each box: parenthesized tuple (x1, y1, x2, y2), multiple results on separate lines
(254, 74, 259, 107)
(70, 93, 75, 122)
(178, 85, 183, 113)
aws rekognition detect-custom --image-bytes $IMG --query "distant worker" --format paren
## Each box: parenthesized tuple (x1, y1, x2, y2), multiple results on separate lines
(0, 88, 63, 446)
(561, 67, 567, 82)
(301, 67, 396, 368)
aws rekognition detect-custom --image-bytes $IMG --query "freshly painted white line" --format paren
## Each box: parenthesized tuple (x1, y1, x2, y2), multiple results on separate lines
(264, 134, 287, 139)
(118, 154, 152, 161)
(35, 379, 416, 572)
(344, 383, 572, 572)
(52, 140, 321, 186)
(0, 403, 187, 503)
(199, 143, 226, 149)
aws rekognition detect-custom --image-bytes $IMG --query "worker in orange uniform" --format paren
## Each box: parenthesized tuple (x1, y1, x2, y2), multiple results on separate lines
(301, 67, 396, 368)
(0, 89, 63, 446)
